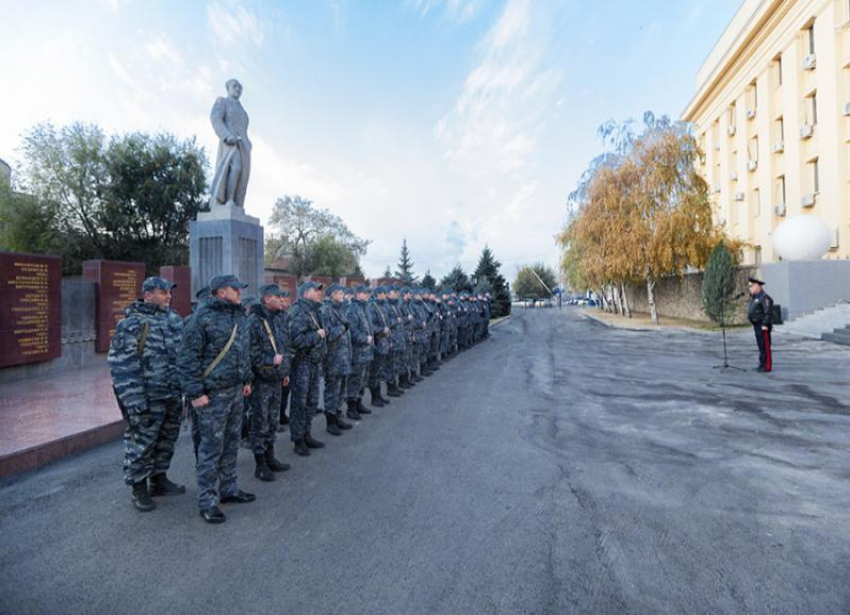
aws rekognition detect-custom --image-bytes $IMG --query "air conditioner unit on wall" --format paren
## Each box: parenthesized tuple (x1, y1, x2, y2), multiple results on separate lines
(731, 171, 738, 181)
(727, 125, 737, 137)
(734, 191, 745, 202)
(801, 193, 816, 207)
(774, 203, 786, 216)
(747, 159, 758, 172)
(772, 141, 784, 153)
(803, 53, 817, 70)
(713, 184, 721, 194)
(844, 102, 850, 116)
(747, 109, 757, 120)
(800, 124, 814, 139)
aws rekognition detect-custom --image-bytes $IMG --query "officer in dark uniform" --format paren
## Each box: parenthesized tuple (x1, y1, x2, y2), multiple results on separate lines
(747, 276, 774, 373)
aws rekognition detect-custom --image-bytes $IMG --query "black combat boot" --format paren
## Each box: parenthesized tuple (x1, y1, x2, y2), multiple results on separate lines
(399, 374, 412, 389)
(412, 371, 424, 383)
(254, 453, 276, 482)
(304, 433, 325, 448)
(294, 438, 311, 457)
(149, 473, 186, 497)
(346, 399, 362, 420)
(326, 413, 343, 436)
(387, 382, 403, 397)
(200, 506, 226, 524)
(220, 490, 256, 504)
(336, 412, 353, 430)
(131, 480, 156, 512)
(370, 387, 386, 407)
(357, 397, 372, 414)
(265, 445, 290, 472)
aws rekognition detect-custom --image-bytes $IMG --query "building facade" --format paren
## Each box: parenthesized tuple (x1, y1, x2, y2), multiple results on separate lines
(683, 0, 850, 264)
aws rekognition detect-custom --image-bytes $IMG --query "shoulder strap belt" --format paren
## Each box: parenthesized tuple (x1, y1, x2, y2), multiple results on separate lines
(261, 318, 279, 355)
(203, 323, 239, 379)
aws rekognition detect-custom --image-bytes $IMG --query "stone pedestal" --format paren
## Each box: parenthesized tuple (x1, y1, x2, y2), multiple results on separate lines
(189, 205, 264, 298)
(760, 260, 850, 320)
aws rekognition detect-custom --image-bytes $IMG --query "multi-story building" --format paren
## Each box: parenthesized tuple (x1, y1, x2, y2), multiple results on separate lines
(683, 0, 850, 264)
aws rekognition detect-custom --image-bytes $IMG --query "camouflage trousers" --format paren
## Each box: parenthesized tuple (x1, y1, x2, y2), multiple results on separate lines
(414, 341, 428, 370)
(196, 385, 244, 511)
(347, 361, 369, 400)
(369, 353, 390, 388)
(123, 398, 182, 486)
(290, 357, 320, 442)
(324, 373, 347, 416)
(429, 331, 440, 360)
(391, 349, 406, 380)
(249, 378, 281, 455)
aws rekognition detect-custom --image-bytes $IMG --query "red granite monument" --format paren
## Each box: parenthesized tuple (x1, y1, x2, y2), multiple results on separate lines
(160, 265, 191, 317)
(83, 260, 145, 353)
(0, 252, 62, 368)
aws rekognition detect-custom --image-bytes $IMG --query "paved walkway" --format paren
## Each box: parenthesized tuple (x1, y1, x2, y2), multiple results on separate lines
(0, 366, 124, 477)
(2, 311, 849, 613)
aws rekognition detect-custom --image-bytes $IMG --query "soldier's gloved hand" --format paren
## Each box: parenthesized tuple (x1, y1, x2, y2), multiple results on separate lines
(192, 395, 210, 408)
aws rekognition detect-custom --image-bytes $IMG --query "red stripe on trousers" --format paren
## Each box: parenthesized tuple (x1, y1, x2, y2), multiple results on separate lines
(765, 329, 771, 372)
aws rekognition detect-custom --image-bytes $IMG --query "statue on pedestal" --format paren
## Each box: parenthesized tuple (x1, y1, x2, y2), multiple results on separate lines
(209, 79, 252, 209)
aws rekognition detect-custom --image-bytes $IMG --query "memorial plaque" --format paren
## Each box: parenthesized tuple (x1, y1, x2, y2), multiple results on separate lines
(160, 266, 191, 317)
(83, 260, 145, 353)
(0, 252, 62, 368)
(269, 274, 297, 299)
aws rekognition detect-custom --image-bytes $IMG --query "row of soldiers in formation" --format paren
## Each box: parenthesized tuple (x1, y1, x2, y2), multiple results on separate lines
(108, 274, 493, 524)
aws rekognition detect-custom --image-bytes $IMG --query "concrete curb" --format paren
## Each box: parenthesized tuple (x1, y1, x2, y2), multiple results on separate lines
(579, 310, 721, 336)
(0, 419, 126, 480)
(490, 315, 513, 328)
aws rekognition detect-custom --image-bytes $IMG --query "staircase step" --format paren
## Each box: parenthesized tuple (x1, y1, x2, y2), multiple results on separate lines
(822, 332, 850, 346)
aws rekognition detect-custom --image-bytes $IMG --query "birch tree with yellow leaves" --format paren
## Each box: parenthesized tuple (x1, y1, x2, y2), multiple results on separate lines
(559, 113, 730, 324)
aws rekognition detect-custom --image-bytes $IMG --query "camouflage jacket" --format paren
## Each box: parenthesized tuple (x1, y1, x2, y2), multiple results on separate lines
(410, 299, 428, 343)
(346, 299, 374, 364)
(108, 300, 183, 410)
(247, 303, 291, 382)
(321, 299, 352, 376)
(387, 299, 407, 350)
(368, 299, 392, 355)
(288, 298, 327, 363)
(178, 297, 251, 399)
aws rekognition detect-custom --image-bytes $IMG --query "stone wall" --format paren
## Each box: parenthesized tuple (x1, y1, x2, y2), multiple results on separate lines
(0, 277, 102, 384)
(622, 267, 756, 324)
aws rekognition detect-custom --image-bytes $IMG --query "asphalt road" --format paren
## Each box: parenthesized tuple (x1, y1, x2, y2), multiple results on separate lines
(2, 309, 850, 614)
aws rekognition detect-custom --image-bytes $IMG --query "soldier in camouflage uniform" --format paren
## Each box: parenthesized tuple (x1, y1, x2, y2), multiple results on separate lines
(287, 281, 327, 457)
(367, 286, 392, 406)
(398, 287, 415, 389)
(345, 284, 374, 416)
(386, 285, 406, 397)
(321, 284, 354, 436)
(410, 289, 428, 380)
(247, 284, 291, 482)
(186, 286, 211, 461)
(108, 276, 184, 513)
(179, 274, 255, 525)
(278, 290, 293, 433)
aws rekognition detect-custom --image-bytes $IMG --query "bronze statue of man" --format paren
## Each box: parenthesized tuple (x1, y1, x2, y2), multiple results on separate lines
(210, 79, 252, 209)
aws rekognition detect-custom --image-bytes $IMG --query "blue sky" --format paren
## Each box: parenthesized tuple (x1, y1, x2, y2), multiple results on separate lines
(0, 0, 742, 280)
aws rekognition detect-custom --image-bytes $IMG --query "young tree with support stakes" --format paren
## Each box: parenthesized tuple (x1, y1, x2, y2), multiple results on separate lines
(395, 238, 417, 285)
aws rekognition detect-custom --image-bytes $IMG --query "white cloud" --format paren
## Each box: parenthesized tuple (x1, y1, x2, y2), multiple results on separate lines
(207, 1, 266, 48)
(408, 0, 485, 23)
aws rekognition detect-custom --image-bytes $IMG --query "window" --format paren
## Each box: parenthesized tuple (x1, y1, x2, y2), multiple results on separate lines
(775, 55, 783, 86)
(776, 175, 786, 204)
(753, 189, 761, 217)
(812, 158, 820, 193)
(807, 23, 816, 55)
(749, 80, 758, 110)
(776, 117, 785, 142)
(754, 246, 762, 266)
(804, 92, 818, 125)
(749, 136, 759, 161)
